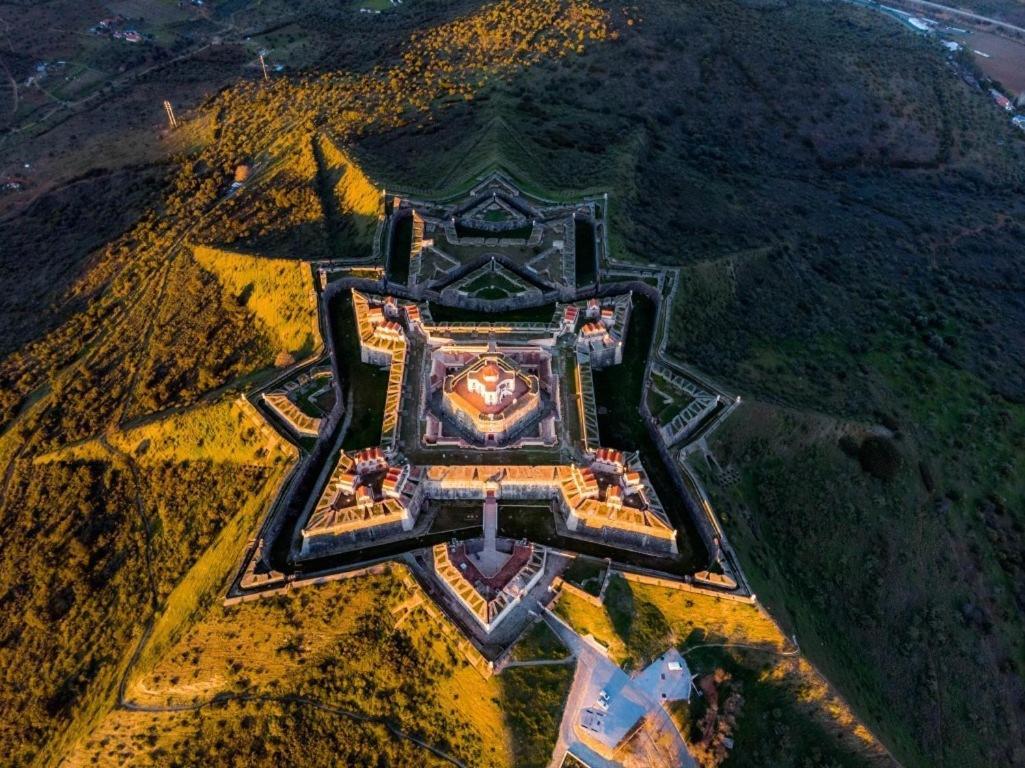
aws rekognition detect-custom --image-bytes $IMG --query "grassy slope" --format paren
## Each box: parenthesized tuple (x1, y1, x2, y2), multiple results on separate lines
(72, 565, 571, 768)
(4, 6, 607, 762)
(316, 134, 381, 251)
(63, 700, 452, 768)
(36, 399, 292, 467)
(510, 619, 570, 662)
(1, 0, 1023, 765)
(192, 245, 318, 357)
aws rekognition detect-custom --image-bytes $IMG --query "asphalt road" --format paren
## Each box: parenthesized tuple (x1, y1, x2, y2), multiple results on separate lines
(885, 0, 1025, 33)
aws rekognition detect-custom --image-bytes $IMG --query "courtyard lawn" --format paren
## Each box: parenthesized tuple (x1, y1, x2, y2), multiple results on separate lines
(455, 221, 533, 239)
(427, 301, 556, 324)
(646, 371, 696, 425)
(460, 270, 528, 299)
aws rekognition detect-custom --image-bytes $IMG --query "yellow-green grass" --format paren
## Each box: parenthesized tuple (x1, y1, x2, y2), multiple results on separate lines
(625, 580, 786, 651)
(34, 399, 292, 467)
(129, 461, 291, 683)
(578, 574, 788, 666)
(64, 699, 453, 768)
(116, 564, 514, 767)
(404, 607, 514, 766)
(192, 245, 318, 356)
(510, 619, 570, 662)
(318, 135, 380, 240)
(553, 588, 628, 662)
(129, 570, 403, 706)
(113, 399, 291, 465)
(48, 462, 289, 768)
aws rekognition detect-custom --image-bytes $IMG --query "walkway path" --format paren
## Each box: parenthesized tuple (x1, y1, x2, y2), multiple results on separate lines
(483, 492, 498, 552)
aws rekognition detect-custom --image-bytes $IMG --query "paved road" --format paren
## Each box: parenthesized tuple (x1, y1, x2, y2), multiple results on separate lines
(543, 608, 619, 768)
(883, 0, 1025, 34)
(543, 609, 695, 768)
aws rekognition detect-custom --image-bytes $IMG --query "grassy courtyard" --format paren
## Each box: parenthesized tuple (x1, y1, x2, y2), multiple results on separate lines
(460, 269, 530, 299)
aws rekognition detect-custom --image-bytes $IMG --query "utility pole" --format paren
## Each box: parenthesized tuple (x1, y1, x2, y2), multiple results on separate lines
(259, 52, 269, 81)
(163, 100, 178, 129)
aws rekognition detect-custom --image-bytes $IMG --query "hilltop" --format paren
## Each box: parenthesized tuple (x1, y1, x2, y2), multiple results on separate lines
(0, 0, 1023, 766)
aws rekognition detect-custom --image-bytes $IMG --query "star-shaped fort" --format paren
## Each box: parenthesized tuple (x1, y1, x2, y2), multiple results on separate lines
(232, 172, 743, 657)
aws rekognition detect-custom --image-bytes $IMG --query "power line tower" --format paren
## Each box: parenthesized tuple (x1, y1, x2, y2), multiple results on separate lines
(259, 52, 269, 81)
(163, 100, 178, 129)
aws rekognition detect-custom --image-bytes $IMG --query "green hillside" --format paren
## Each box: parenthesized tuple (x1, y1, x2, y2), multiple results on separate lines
(0, 0, 1023, 766)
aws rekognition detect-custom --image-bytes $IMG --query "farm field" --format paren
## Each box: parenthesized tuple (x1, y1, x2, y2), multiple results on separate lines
(966, 30, 1025, 93)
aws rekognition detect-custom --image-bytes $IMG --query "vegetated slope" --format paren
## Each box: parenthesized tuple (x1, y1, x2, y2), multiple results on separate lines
(192, 245, 319, 358)
(0, 165, 169, 359)
(191, 137, 332, 260)
(314, 134, 381, 259)
(36, 399, 292, 467)
(0, 2, 610, 765)
(63, 700, 453, 768)
(554, 576, 890, 768)
(345, 1, 1025, 765)
(69, 565, 566, 768)
(0, 0, 1020, 765)
(0, 451, 287, 767)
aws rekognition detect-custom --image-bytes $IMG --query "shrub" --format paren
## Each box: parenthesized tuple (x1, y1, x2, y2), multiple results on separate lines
(857, 435, 902, 481)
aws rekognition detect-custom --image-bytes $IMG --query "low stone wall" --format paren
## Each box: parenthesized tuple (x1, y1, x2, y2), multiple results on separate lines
(613, 568, 756, 605)
(552, 576, 604, 607)
(224, 562, 392, 606)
